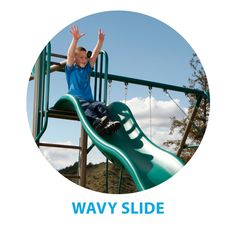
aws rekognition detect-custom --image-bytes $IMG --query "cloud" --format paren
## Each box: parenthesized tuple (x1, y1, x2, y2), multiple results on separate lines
(40, 141, 79, 170)
(125, 96, 186, 128)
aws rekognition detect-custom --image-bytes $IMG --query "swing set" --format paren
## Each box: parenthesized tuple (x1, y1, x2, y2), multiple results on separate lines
(29, 43, 209, 193)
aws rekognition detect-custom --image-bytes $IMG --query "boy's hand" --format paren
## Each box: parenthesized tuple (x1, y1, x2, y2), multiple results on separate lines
(98, 29, 105, 42)
(89, 28, 105, 67)
(70, 25, 85, 40)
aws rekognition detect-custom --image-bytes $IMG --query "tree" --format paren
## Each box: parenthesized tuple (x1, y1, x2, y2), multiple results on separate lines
(163, 53, 210, 163)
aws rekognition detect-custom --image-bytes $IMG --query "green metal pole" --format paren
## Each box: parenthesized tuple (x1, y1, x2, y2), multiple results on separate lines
(38, 48, 46, 133)
(35, 51, 44, 140)
(99, 53, 103, 102)
(32, 56, 41, 141)
(35, 43, 51, 143)
(101, 50, 108, 104)
(94, 58, 98, 101)
(90, 72, 208, 99)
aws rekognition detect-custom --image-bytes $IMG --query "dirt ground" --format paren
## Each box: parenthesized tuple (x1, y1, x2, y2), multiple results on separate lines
(59, 162, 137, 194)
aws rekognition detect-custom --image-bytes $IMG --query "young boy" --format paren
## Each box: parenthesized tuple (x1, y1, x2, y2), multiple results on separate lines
(65, 25, 120, 134)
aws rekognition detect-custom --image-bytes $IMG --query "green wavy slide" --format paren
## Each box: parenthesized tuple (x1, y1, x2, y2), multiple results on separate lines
(53, 94, 184, 191)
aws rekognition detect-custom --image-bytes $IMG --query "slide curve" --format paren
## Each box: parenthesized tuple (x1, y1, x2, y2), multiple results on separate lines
(53, 94, 184, 191)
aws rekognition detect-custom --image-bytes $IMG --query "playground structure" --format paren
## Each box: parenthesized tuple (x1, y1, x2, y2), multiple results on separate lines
(30, 43, 209, 192)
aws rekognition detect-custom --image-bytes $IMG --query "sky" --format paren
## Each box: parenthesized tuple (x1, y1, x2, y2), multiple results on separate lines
(27, 11, 201, 170)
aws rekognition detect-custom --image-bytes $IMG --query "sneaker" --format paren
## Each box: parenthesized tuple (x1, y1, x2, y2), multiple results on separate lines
(93, 116, 109, 133)
(103, 121, 121, 135)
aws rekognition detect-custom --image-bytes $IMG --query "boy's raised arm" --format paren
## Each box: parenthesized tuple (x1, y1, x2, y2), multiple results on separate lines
(67, 25, 85, 67)
(89, 29, 105, 67)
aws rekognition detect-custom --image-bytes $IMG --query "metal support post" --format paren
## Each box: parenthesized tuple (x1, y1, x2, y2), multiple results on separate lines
(32, 56, 41, 142)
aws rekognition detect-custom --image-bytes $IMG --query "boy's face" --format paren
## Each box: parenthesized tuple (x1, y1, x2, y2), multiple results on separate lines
(75, 50, 88, 68)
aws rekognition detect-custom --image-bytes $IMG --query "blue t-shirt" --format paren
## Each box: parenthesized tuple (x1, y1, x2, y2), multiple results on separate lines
(65, 62, 93, 101)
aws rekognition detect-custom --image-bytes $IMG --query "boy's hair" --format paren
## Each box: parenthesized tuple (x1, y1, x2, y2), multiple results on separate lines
(75, 46, 92, 58)
(75, 46, 87, 53)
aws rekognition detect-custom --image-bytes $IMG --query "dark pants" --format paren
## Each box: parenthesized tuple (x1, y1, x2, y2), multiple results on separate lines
(78, 99, 110, 126)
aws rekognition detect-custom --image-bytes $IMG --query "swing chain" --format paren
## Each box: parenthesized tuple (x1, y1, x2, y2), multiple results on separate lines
(124, 82, 128, 104)
(148, 86, 152, 96)
(164, 89, 188, 117)
(163, 89, 205, 136)
(148, 86, 152, 140)
(108, 79, 112, 104)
